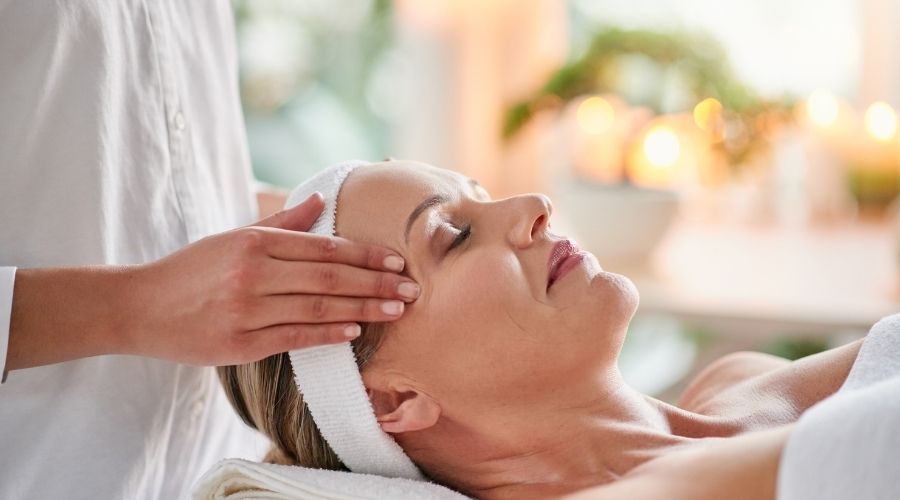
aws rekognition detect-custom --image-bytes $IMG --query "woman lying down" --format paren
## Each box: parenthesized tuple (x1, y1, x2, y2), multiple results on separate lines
(212, 159, 893, 500)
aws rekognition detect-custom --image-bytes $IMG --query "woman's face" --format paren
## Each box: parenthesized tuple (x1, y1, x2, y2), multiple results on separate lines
(336, 161, 638, 423)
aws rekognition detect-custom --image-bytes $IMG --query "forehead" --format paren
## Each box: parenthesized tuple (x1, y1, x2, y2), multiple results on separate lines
(335, 161, 465, 249)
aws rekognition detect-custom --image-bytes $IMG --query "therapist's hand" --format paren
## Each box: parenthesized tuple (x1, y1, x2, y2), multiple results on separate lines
(124, 192, 420, 365)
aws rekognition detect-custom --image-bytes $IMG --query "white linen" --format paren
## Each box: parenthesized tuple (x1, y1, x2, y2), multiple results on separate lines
(193, 458, 469, 500)
(285, 161, 423, 479)
(777, 314, 900, 500)
(0, 1, 267, 499)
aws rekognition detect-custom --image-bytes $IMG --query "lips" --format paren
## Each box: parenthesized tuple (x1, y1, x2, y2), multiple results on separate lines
(547, 239, 584, 290)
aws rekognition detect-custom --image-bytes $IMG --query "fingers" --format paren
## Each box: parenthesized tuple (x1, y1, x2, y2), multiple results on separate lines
(259, 228, 405, 272)
(248, 295, 405, 330)
(242, 323, 361, 360)
(254, 192, 325, 231)
(262, 260, 420, 301)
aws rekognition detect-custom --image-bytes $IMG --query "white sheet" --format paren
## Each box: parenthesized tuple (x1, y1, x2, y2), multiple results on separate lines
(777, 313, 900, 500)
(192, 458, 469, 500)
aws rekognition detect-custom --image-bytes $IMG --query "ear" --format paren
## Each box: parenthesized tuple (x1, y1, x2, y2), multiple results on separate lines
(368, 386, 441, 434)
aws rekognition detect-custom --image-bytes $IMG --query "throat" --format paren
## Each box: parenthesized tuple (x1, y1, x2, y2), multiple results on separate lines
(433, 387, 744, 499)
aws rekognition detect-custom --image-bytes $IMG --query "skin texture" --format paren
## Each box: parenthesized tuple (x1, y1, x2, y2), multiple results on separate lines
(332, 160, 863, 499)
(7, 192, 421, 370)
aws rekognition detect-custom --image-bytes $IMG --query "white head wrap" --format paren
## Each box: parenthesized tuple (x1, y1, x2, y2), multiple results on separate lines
(284, 160, 423, 480)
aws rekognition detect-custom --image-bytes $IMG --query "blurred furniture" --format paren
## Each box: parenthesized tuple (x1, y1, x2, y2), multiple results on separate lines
(618, 216, 900, 340)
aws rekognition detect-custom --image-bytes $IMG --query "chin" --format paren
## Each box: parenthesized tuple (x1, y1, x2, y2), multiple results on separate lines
(584, 267, 640, 334)
(580, 253, 639, 316)
(554, 261, 639, 354)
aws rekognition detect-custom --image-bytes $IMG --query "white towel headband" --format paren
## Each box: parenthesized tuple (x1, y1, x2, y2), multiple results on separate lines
(284, 160, 423, 480)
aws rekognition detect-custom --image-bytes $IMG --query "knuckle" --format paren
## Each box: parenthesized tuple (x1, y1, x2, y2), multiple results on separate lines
(235, 228, 266, 254)
(228, 331, 255, 356)
(316, 265, 340, 291)
(317, 326, 342, 345)
(281, 326, 305, 349)
(364, 246, 380, 269)
(361, 299, 374, 318)
(223, 298, 251, 328)
(295, 325, 327, 349)
(316, 237, 338, 260)
(225, 263, 257, 291)
(375, 272, 394, 297)
(310, 295, 329, 320)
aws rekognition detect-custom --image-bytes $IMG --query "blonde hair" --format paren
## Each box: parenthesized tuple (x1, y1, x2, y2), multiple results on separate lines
(217, 322, 387, 468)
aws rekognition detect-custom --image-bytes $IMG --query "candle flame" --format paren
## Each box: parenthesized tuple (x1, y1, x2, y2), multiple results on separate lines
(806, 90, 839, 127)
(643, 126, 681, 168)
(864, 101, 898, 142)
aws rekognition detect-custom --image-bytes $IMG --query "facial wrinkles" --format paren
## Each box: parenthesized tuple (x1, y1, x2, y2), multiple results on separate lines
(399, 175, 499, 314)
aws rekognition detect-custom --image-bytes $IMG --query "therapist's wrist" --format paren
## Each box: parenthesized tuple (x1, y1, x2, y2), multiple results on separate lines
(108, 263, 159, 358)
(6, 265, 139, 370)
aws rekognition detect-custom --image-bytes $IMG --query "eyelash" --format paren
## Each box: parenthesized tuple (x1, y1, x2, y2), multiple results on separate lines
(447, 224, 472, 251)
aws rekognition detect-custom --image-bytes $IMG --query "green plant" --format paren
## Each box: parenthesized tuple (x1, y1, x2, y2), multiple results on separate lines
(504, 27, 793, 166)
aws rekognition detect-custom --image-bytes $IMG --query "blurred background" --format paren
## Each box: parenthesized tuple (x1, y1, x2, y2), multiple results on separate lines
(233, 0, 900, 399)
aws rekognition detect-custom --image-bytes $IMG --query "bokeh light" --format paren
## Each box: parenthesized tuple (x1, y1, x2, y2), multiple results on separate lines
(643, 126, 681, 168)
(864, 101, 898, 141)
(576, 96, 616, 134)
(693, 97, 723, 132)
(806, 89, 839, 127)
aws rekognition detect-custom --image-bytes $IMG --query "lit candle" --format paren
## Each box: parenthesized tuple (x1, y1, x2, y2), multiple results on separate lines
(864, 101, 898, 141)
(570, 95, 628, 184)
(795, 91, 857, 222)
(626, 114, 703, 189)
(806, 89, 840, 129)
(840, 100, 900, 208)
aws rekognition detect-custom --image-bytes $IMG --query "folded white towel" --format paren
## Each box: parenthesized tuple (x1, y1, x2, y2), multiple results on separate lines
(777, 313, 900, 500)
(191, 459, 469, 500)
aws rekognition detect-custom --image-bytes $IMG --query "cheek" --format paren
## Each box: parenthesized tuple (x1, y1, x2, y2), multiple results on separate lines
(558, 271, 639, 353)
(405, 257, 547, 398)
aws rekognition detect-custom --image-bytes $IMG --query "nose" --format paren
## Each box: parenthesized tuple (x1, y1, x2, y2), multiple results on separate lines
(505, 194, 553, 248)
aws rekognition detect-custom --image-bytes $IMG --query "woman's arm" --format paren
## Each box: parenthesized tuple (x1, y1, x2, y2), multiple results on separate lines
(678, 339, 864, 416)
(678, 351, 791, 411)
(563, 425, 794, 500)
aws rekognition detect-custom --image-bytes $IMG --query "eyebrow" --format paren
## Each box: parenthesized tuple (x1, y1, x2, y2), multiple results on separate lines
(405, 194, 449, 243)
(403, 178, 484, 244)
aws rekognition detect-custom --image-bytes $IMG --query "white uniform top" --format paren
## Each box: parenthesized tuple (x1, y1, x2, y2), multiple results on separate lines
(0, 1, 267, 498)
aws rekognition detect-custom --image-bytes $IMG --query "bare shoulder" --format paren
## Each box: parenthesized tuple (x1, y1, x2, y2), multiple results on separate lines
(679, 337, 866, 413)
(678, 351, 790, 410)
(562, 426, 794, 500)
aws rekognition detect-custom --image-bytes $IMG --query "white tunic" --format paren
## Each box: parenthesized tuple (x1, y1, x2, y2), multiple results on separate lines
(0, 1, 267, 498)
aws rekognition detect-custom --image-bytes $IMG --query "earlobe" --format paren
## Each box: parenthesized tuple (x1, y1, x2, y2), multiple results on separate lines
(368, 388, 441, 434)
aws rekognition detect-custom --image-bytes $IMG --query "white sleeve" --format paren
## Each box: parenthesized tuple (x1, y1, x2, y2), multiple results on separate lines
(0, 267, 16, 384)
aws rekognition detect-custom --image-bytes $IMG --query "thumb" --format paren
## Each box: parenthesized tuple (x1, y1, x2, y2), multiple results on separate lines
(254, 192, 325, 231)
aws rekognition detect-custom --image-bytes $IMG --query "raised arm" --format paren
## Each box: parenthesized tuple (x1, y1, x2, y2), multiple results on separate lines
(3, 193, 420, 374)
(564, 425, 793, 500)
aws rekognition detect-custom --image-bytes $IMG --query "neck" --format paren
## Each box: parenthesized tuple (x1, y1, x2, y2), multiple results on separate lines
(410, 371, 744, 499)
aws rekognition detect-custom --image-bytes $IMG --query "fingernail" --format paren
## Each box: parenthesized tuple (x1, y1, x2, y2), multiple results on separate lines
(381, 300, 404, 316)
(383, 255, 405, 272)
(344, 324, 361, 339)
(397, 282, 420, 300)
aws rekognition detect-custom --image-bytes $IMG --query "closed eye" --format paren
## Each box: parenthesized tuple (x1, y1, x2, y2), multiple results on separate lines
(448, 224, 471, 251)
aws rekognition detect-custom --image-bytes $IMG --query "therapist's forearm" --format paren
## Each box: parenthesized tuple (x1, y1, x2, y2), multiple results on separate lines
(7, 266, 137, 370)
